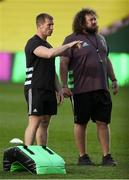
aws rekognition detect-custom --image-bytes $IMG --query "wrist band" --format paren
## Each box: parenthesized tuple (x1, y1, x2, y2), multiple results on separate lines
(112, 79, 117, 82)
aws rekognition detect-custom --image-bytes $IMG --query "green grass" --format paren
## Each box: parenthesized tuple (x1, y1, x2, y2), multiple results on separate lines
(0, 83, 129, 179)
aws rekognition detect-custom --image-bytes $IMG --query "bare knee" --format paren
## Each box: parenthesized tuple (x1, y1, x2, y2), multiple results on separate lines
(39, 115, 51, 128)
(28, 115, 41, 129)
(41, 120, 49, 128)
(96, 121, 108, 129)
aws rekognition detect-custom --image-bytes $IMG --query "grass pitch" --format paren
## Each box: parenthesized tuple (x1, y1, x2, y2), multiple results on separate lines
(0, 83, 129, 179)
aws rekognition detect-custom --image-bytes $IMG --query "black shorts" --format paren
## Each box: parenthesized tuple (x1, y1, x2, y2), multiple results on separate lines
(73, 90, 112, 124)
(24, 88, 57, 116)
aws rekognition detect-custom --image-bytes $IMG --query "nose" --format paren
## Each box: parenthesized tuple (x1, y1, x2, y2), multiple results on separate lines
(92, 18, 97, 24)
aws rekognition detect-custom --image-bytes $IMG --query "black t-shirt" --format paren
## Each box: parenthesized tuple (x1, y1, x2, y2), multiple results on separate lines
(24, 35, 55, 91)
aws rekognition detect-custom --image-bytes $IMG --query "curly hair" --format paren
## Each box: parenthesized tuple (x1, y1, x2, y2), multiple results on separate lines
(72, 8, 97, 33)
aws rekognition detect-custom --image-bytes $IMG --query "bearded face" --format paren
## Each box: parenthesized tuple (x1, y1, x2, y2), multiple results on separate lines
(83, 14, 98, 34)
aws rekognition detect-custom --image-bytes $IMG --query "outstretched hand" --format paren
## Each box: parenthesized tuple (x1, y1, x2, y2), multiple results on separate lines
(69, 40, 83, 49)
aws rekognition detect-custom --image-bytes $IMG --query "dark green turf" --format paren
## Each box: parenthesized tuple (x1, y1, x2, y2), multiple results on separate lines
(0, 83, 129, 179)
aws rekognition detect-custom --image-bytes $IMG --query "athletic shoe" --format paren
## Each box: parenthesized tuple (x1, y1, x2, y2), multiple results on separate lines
(78, 154, 95, 165)
(102, 154, 117, 166)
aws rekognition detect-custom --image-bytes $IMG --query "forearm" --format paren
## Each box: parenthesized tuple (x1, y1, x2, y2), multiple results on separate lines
(34, 44, 70, 59)
(34, 41, 80, 59)
(55, 74, 62, 92)
(107, 58, 119, 95)
(49, 44, 71, 58)
(49, 40, 81, 58)
(60, 57, 69, 87)
(107, 59, 117, 81)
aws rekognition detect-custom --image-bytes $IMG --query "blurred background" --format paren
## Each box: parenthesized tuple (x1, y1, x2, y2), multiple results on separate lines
(0, 0, 129, 86)
(0, 1, 129, 178)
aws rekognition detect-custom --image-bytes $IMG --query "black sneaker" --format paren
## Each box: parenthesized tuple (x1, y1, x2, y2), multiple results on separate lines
(78, 154, 95, 165)
(102, 154, 117, 166)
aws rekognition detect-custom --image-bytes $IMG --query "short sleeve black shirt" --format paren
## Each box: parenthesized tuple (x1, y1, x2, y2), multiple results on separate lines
(24, 35, 55, 91)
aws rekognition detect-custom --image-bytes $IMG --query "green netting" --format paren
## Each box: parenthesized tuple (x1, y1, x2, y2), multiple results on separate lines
(55, 56, 61, 82)
(11, 52, 26, 83)
(11, 52, 129, 86)
(109, 53, 129, 86)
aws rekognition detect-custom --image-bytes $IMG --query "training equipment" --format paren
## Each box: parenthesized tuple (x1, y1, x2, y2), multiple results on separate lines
(3, 145, 66, 175)
(9, 138, 23, 144)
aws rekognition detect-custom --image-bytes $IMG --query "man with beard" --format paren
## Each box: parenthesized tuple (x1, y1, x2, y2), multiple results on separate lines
(60, 8, 119, 166)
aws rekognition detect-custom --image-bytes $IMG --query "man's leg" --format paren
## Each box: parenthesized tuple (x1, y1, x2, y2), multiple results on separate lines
(36, 115, 51, 146)
(74, 123, 87, 156)
(96, 120, 117, 166)
(74, 123, 95, 165)
(96, 121, 110, 156)
(24, 115, 41, 145)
